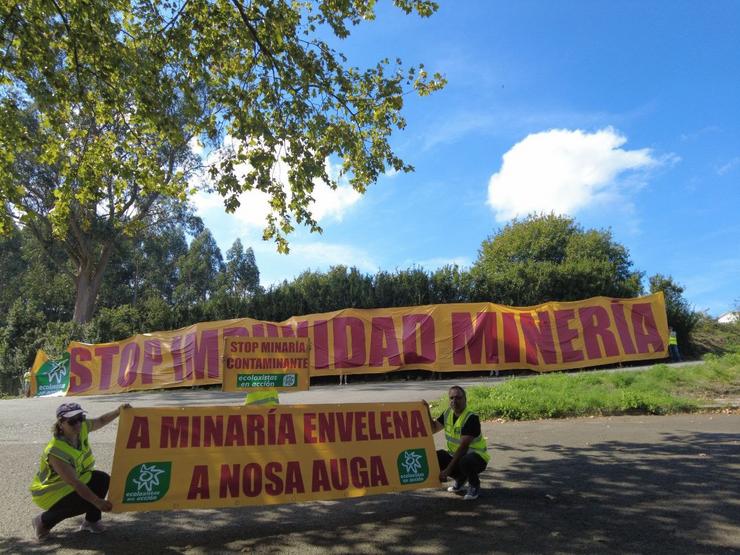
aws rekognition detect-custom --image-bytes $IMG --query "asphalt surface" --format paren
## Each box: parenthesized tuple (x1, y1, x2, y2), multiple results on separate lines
(1, 374, 738, 554)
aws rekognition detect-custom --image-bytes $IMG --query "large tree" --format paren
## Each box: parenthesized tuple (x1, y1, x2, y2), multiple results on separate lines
(0, 0, 444, 322)
(471, 213, 644, 306)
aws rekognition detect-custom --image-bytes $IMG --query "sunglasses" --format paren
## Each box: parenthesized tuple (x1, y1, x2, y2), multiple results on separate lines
(65, 414, 86, 425)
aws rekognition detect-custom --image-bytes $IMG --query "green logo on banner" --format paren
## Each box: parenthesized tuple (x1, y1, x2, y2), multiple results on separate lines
(122, 462, 172, 503)
(236, 373, 298, 388)
(35, 353, 70, 396)
(397, 449, 429, 484)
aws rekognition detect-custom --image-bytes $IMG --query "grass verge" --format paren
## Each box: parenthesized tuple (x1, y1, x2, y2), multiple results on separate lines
(430, 353, 740, 421)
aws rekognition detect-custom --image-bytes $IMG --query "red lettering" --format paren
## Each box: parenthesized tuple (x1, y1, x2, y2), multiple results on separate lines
(190, 415, 201, 447)
(402, 314, 436, 364)
(520, 312, 557, 365)
(409, 410, 427, 437)
(354, 411, 368, 441)
(610, 302, 637, 354)
(242, 463, 262, 497)
(304, 413, 317, 444)
(265, 462, 283, 495)
(285, 461, 305, 494)
(312, 460, 331, 492)
(94, 345, 119, 390)
(69, 347, 93, 394)
(225, 415, 245, 446)
(369, 456, 389, 486)
(554, 310, 584, 363)
(141, 340, 161, 384)
(277, 414, 296, 444)
(204, 416, 224, 447)
(502, 312, 520, 363)
(220, 464, 240, 498)
(451, 312, 498, 365)
(631, 303, 664, 354)
(246, 414, 264, 445)
(350, 457, 369, 488)
(393, 411, 410, 438)
(334, 317, 366, 368)
(187, 466, 210, 499)
(160, 416, 189, 448)
(318, 412, 335, 443)
(171, 334, 187, 381)
(368, 412, 382, 440)
(336, 412, 354, 441)
(579, 306, 620, 359)
(330, 459, 349, 490)
(223, 326, 249, 339)
(380, 411, 393, 439)
(368, 317, 402, 367)
(118, 342, 140, 388)
(126, 416, 150, 448)
(313, 320, 329, 370)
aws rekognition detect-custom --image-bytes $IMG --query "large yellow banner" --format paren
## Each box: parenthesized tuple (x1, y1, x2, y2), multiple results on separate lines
(59, 293, 668, 396)
(109, 403, 439, 512)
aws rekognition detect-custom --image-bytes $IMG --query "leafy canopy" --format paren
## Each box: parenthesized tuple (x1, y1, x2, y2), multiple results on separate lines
(0, 0, 445, 251)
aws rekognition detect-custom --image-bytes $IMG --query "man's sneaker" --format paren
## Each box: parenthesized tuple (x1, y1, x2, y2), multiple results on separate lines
(446, 481, 466, 493)
(463, 486, 480, 500)
(79, 519, 105, 534)
(32, 514, 50, 541)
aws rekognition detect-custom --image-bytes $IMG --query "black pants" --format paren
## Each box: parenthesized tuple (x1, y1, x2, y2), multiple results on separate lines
(437, 450, 488, 488)
(41, 470, 110, 529)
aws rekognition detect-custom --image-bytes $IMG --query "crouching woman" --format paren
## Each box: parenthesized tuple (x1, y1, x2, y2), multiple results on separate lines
(29, 402, 130, 541)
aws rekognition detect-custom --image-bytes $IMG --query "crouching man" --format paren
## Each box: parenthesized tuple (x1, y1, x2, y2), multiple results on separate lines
(424, 385, 490, 500)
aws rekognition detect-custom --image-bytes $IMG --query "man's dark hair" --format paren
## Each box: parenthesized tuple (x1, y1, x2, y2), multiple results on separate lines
(449, 385, 466, 399)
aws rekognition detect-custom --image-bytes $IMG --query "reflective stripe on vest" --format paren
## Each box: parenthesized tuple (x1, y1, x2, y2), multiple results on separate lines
(29, 421, 95, 509)
(443, 407, 490, 463)
(669, 332, 678, 345)
(244, 388, 280, 406)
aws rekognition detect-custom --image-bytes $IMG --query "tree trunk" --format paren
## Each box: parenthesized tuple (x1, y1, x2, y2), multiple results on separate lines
(72, 243, 115, 324)
(73, 267, 100, 324)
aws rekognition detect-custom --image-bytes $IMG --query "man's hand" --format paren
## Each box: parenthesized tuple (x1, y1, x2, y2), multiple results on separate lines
(97, 498, 113, 512)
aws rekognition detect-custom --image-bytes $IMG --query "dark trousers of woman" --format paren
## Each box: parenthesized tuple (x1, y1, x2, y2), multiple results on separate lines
(436, 450, 488, 488)
(41, 470, 110, 529)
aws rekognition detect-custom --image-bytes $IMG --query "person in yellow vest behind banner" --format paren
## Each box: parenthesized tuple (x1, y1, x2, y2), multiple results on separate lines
(668, 327, 682, 362)
(29, 402, 131, 542)
(244, 388, 280, 406)
(23, 370, 32, 397)
(424, 385, 490, 500)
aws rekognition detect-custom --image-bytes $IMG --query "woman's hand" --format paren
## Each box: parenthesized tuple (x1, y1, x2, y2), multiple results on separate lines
(96, 498, 113, 512)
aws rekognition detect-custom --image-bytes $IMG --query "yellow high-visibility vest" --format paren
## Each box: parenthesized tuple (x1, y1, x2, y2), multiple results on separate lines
(669, 331, 678, 345)
(30, 421, 95, 509)
(443, 407, 490, 463)
(244, 388, 280, 406)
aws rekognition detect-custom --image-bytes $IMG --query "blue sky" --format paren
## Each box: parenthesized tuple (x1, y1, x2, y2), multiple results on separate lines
(194, 1, 740, 317)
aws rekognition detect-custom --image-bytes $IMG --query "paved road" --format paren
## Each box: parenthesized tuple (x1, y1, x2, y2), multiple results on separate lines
(2, 375, 738, 554)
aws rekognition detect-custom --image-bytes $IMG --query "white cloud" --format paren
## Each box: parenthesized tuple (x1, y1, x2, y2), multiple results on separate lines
(717, 156, 740, 176)
(487, 127, 658, 222)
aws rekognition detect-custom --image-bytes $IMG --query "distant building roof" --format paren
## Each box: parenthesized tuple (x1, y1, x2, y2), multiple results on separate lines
(717, 311, 739, 324)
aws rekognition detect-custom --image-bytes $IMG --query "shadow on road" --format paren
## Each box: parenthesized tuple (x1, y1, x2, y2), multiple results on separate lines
(5, 428, 738, 554)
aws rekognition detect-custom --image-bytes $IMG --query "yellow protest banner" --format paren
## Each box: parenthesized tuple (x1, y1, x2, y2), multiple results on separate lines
(53, 293, 668, 396)
(222, 337, 310, 392)
(109, 403, 440, 512)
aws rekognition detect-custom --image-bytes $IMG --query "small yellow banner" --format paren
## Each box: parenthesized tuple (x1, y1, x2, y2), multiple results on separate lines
(222, 337, 310, 392)
(109, 403, 440, 512)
